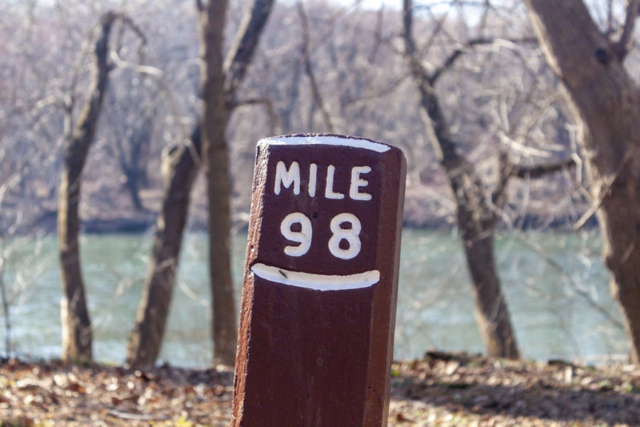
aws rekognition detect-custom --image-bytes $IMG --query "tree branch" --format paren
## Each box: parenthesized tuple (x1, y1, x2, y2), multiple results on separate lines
(607, 0, 616, 37)
(516, 236, 625, 331)
(613, 0, 639, 61)
(233, 97, 270, 107)
(341, 75, 409, 108)
(368, 4, 385, 62)
(223, 0, 275, 109)
(512, 157, 576, 179)
(491, 150, 512, 212)
(491, 156, 576, 213)
(234, 97, 279, 135)
(402, 0, 436, 98)
(114, 13, 147, 46)
(430, 37, 537, 85)
(574, 149, 634, 230)
(297, 0, 335, 133)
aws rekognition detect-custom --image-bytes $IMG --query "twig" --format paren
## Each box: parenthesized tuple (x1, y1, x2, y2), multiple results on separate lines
(574, 150, 634, 230)
(512, 157, 576, 179)
(606, 0, 615, 37)
(341, 75, 409, 108)
(613, 0, 639, 60)
(368, 4, 385, 62)
(297, 0, 335, 133)
(430, 37, 537, 85)
(106, 409, 169, 421)
(516, 236, 625, 331)
(490, 150, 513, 216)
(223, 0, 276, 108)
(233, 97, 279, 135)
(108, 50, 190, 167)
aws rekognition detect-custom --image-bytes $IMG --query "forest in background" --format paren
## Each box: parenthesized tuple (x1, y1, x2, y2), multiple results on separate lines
(3, 0, 626, 234)
(3, 3, 640, 425)
(0, 0, 639, 373)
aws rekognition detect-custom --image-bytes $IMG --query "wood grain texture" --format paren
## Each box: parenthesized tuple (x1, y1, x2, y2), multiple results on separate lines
(231, 134, 406, 427)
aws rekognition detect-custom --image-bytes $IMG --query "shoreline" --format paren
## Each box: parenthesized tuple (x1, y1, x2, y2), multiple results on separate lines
(8, 209, 599, 236)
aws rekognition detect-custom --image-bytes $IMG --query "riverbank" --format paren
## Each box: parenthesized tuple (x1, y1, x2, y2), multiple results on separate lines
(1, 352, 638, 426)
(0, 231, 624, 367)
(12, 207, 597, 236)
(2, 179, 596, 236)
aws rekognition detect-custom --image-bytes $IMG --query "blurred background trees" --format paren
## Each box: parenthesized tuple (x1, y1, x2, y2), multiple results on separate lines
(525, 0, 640, 363)
(126, 0, 275, 369)
(0, 0, 638, 366)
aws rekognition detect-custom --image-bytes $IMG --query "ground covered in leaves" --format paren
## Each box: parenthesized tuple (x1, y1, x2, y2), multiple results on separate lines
(1, 352, 639, 426)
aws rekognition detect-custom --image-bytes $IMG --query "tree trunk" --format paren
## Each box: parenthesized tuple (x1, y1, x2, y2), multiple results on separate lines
(280, 59, 301, 133)
(461, 221, 519, 358)
(126, 127, 201, 368)
(127, 0, 274, 368)
(525, 0, 640, 363)
(123, 117, 153, 211)
(199, 0, 237, 367)
(402, 0, 519, 359)
(124, 169, 144, 211)
(58, 12, 117, 362)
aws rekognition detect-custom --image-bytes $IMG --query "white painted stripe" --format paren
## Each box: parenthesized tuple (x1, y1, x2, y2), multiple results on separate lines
(262, 136, 391, 153)
(251, 263, 380, 291)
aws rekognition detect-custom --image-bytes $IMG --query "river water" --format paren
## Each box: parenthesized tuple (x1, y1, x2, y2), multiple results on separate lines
(1, 229, 627, 367)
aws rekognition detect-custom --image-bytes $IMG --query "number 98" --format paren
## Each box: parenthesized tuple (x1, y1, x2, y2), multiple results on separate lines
(280, 212, 362, 260)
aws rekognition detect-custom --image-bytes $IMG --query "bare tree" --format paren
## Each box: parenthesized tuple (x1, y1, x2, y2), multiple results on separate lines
(198, 0, 238, 368)
(524, 0, 640, 363)
(399, 0, 575, 358)
(102, 73, 158, 211)
(58, 12, 117, 362)
(4, 0, 633, 366)
(58, 11, 145, 362)
(127, 0, 275, 369)
(297, 0, 335, 133)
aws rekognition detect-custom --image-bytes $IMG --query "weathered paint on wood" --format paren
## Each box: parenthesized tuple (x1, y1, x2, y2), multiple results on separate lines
(230, 134, 406, 427)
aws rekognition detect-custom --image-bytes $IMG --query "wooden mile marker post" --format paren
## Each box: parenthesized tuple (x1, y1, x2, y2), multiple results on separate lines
(230, 134, 406, 427)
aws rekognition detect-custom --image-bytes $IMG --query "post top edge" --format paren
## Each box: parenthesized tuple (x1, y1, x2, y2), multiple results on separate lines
(258, 133, 394, 153)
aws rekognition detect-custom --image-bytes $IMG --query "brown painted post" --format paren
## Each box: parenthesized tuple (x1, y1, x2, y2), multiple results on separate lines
(231, 134, 406, 427)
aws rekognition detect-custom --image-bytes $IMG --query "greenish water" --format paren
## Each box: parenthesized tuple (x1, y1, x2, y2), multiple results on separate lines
(0, 229, 627, 367)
